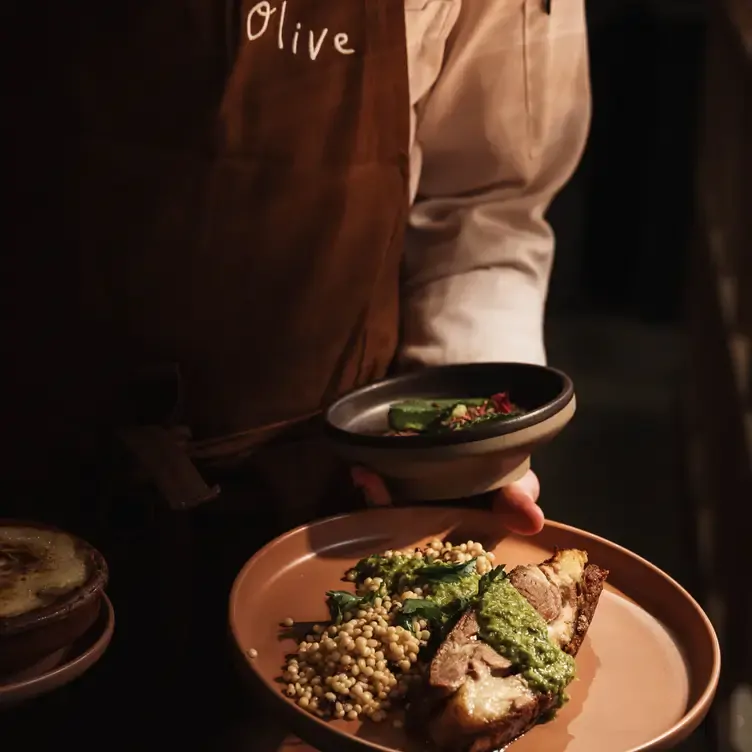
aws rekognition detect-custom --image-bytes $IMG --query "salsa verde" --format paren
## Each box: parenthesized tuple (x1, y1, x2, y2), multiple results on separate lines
(477, 576, 575, 702)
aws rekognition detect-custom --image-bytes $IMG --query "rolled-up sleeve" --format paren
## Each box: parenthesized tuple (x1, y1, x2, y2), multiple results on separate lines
(399, 0, 591, 368)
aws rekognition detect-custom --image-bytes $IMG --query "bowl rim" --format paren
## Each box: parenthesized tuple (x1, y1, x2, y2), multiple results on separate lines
(324, 362, 574, 449)
(0, 520, 109, 638)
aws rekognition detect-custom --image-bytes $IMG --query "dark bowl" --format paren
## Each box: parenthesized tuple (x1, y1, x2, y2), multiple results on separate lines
(0, 521, 109, 676)
(324, 362, 576, 501)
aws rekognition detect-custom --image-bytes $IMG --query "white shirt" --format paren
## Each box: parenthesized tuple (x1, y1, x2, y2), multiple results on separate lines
(402, 0, 591, 367)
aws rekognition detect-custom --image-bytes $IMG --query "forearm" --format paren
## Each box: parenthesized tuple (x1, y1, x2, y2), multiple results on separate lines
(400, 266, 549, 368)
(399, 0, 590, 368)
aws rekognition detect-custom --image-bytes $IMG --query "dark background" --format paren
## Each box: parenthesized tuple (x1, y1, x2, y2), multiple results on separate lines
(2, 0, 740, 749)
(541, 0, 724, 749)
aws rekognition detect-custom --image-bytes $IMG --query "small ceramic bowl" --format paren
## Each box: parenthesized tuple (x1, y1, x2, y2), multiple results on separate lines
(325, 362, 575, 501)
(0, 521, 108, 676)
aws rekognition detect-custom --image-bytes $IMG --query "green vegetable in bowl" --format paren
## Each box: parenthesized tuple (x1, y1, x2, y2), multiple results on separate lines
(386, 392, 523, 436)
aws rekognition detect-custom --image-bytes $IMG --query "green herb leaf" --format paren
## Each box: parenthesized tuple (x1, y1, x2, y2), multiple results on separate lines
(401, 598, 444, 619)
(418, 558, 478, 583)
(445, 594, 472, 619)
(348, 554, 382, 580)
(395, 598, 444, 630)
(437, 596, 473, 639)
(326, 590, 363, 624)
(360, 589, 380, 605)
(477, 565, 507, 597)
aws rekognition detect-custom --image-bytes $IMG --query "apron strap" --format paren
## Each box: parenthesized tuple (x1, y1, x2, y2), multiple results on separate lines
(115, 362, 323, 509)
(118, 425, 221, 511)
(115, 363, 219, 511)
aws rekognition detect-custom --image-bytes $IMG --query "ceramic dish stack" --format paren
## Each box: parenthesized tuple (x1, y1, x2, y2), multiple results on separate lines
(0, 521, 114, 706)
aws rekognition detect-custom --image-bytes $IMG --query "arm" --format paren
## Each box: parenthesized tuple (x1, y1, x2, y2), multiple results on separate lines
(399, 0, 591, 368)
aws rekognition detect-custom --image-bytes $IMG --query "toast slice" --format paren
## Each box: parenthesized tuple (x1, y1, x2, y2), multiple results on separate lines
(425, 549, 608, 752)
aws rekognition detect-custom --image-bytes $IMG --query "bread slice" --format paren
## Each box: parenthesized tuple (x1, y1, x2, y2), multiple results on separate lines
(425, 549, 608, 752)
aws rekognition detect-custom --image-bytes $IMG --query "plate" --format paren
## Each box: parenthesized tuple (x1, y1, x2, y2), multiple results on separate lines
(0, 593, 115, 707)
(229, 508, 720, 752)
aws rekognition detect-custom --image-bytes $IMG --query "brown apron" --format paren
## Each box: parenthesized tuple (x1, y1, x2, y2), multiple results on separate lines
(2, 1, 409, 727)
(4, 0, 410, 519)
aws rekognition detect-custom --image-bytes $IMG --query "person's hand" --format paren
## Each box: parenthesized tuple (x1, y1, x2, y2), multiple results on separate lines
(350, 467, 544, 535)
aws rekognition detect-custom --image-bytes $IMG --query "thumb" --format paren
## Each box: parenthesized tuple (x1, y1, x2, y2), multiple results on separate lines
(492, 470, 544, 535)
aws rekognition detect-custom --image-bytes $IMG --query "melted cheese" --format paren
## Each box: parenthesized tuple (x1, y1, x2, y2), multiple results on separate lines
(542, 550, 588, 647)
(548, 601, 576, 645)
(0, 527, 88, 619)
(431, 673, 534, 747)
(455, 674, 533, 726)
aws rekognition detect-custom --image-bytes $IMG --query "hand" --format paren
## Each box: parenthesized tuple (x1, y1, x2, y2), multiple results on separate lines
(350, 467, 544, 536)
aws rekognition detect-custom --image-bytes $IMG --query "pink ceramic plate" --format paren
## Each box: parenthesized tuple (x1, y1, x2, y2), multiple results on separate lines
(0, 594, 115, 707)
(230, 508, 720, 752)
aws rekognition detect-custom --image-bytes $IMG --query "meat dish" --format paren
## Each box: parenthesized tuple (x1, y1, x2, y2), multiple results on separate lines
(271, 539, 608, 748)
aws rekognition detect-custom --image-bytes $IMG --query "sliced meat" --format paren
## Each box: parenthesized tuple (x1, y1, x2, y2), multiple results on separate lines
(430, 611, 512, 693)
(426, 549, 609, 752)
(469, 644, 512, 677)
(508, 565, 562, 623)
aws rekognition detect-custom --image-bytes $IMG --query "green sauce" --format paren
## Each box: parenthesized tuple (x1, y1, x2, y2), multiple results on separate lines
(351, 554, 426, 594)
(477, 577, 575, 702)
(351, 555, 481, 617)
(430, 575, 480, 608)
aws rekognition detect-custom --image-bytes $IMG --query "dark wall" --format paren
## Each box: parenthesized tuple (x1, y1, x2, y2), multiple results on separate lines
(547, 0, 706, 322)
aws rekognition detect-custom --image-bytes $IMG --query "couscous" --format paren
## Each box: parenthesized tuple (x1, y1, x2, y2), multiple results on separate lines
(279, 539, 495, 723)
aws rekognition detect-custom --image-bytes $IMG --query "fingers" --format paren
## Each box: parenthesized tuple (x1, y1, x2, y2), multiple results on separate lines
(351, 466, 545, 537)
(350, 466, 392, 507)
(508, 469, 541, 504)
(492, 470, 544, 536)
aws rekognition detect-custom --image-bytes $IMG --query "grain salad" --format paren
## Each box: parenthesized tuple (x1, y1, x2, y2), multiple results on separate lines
(279, 539, 495, 724)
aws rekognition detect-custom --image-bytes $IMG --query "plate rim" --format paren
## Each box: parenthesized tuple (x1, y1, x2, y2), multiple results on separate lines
(229, 508, 721, 752)
(0, 593, 115, 704)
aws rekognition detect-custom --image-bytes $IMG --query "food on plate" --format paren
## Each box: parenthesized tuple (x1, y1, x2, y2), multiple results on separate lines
(0, 525, 89, 620)
(0, 523, 108, 677)
(425, 549, 609, 751)
(277, 539, 608, 748)
(386, 393, 523, 436)
(280, 540, 495, 723)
